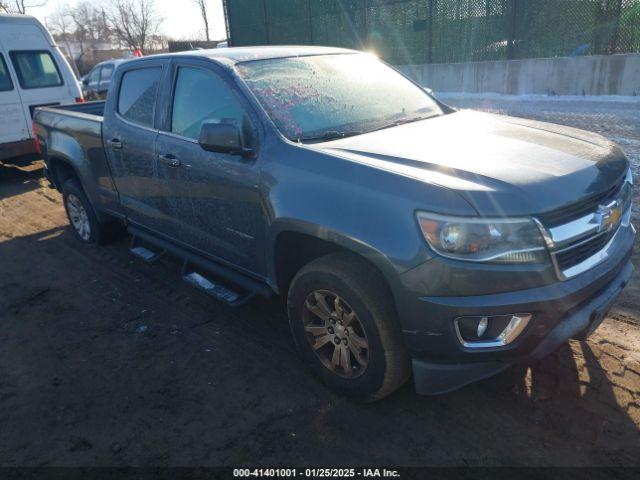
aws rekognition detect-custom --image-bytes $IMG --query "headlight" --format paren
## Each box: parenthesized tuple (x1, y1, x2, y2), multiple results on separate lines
(626, 167, 633, 185)
(416, 212, 548, 263)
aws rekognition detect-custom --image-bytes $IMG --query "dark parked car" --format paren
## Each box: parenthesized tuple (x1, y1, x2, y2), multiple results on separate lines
(33, 47, 635, 401)
(81, 59, 128, 100)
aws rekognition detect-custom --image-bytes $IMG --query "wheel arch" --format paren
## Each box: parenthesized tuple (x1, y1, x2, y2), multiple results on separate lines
(48, 155, 114, 225)
(268, 221, 399, 299)
(47, 155, 83, 192)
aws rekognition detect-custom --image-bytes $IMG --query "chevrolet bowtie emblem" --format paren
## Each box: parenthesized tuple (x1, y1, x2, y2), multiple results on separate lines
(595, 200, 623, 233)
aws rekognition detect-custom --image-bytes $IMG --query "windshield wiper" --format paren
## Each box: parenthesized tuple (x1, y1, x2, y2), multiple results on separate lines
(367, 114, 437, 134)
(295, 130, 364, 143)
(294, 115, 437, 143)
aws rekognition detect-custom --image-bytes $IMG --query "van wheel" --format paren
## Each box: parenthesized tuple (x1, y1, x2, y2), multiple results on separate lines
(62, 179, 119, 245)
(287, 253, 409, 401)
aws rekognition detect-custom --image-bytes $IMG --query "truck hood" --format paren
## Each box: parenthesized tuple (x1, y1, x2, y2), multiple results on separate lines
(309, 110, 628, 217)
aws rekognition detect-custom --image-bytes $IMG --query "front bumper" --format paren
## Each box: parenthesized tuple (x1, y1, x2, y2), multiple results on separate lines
(391, 223, 635, 395)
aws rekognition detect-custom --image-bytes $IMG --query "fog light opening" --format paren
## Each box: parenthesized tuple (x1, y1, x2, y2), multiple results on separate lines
(455, 314, 532, 349)
(477, 316, 489, 337)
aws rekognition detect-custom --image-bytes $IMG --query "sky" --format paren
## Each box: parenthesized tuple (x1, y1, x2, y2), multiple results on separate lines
(29, 0, 228, 41)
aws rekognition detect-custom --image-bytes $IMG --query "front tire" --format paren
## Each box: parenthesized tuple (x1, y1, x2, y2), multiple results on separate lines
(287, 253, 409, 401)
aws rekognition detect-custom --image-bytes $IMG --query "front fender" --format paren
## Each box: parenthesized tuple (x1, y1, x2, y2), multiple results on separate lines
(261, 140, 477, 289)
(266, 218, 401, 289)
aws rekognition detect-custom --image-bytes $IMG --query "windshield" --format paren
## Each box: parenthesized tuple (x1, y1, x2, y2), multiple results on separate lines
(235, 53, 442, 142)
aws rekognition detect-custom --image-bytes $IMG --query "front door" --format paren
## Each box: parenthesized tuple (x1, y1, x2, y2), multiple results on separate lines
(154, 61, 265, 276)
(103, 62, 167, 233)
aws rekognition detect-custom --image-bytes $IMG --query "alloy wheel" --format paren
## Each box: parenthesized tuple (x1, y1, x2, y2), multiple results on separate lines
(302, 289, 369, 378)
(66, 194, 91, 241)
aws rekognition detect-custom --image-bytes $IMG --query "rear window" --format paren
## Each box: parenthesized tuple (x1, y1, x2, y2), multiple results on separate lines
(0, 54, 13, 91)
(101, 64, 114, 81)
(10, 51, 63, 89)
(117, 67, 162, 128)
(88, 67, 100, 84)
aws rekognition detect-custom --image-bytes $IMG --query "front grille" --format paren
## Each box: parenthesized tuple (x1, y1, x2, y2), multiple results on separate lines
(554, 231, 614, 271)
(542, 175, 631, 278)
(538, 181, 622, 227)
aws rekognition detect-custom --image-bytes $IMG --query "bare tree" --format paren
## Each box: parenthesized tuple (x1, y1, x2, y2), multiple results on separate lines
(107, 0, 162, 53)
(47, 5, 80, 77)
(69, 2, 113, 48)
(47, 2, 113, 74)
(194, 0, 210, 42)
(5, 0, 49, 14)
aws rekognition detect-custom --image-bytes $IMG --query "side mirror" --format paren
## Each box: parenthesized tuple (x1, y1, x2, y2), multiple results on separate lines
(198, 122, 250, 156)
(82, 77, 89, 86)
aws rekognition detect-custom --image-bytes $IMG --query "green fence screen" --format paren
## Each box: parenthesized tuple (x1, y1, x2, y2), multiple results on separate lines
(223, 0, 640, 64)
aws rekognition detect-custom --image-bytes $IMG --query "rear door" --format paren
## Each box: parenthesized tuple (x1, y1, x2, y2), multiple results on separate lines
(103, 60, 168, 232)
(0, 50, 29, 146)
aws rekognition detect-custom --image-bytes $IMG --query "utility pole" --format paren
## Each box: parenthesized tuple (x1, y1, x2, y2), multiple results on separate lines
(507, 0, 518, 60)
(611, 0, 623, 54)
(427, 0, 434, 64)
(262, 0, 270, 44)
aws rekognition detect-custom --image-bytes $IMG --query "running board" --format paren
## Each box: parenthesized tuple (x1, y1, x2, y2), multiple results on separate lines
(129, 236, 166, 263)
(126, 226, 273, 304)
(182, 261, 255, 307)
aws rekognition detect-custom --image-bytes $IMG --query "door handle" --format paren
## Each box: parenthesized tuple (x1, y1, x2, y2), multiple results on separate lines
(158, 153, 181, 168)
(107, 138, 122, 150)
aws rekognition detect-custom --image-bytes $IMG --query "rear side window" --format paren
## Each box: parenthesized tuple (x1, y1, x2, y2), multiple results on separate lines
(0, 54, 13, 91)
(10, 51, 63, 89)
(117, 67, 161, 128)
(101, 64, 114, 81)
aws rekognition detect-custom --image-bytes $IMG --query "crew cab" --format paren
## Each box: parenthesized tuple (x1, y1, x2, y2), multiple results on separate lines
(33, 47, 635, 400)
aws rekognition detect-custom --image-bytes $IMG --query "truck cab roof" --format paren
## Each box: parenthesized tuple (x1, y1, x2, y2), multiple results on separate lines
(138, 46, 359, 66)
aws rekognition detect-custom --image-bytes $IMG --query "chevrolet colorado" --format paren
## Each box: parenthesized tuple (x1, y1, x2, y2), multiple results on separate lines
(33, 47, 635, 401)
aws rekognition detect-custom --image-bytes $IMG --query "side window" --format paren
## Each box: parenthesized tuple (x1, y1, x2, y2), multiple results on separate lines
(171, 66, 246, 141)
(100, 64, 114, 82)
(117, 67, 161, 128)
(9, 51, 63, 89)
(88, 67, 101, 85)
(0, 54, 13, 91)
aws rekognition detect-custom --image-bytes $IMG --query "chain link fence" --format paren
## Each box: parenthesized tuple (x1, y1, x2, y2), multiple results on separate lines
(223, 0, 640, 64)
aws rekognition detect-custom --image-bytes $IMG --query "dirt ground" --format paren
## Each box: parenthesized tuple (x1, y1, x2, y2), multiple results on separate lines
(1, 98, 639, 467)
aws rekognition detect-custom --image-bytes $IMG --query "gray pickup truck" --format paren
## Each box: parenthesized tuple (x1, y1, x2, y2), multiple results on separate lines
(33, 47, 635, 401)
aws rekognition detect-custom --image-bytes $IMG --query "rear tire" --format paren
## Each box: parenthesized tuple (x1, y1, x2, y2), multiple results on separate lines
(62, 179, 120, 245)
(287, 253, 409, 401)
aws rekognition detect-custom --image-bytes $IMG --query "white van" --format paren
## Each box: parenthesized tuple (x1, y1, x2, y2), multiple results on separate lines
(0, 14, 82, 162)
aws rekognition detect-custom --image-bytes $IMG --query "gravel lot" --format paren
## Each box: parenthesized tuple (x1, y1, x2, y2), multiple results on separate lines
(0, 97, 638, 468)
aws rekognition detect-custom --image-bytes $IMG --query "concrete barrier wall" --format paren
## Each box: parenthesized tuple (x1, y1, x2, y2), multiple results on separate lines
(397, 54, 640, 96)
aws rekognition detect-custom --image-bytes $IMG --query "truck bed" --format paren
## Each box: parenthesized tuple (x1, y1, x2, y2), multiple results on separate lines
(33, 100, 105, 143)
(32, 99, 121, 217)
(44, 100, 105, 118)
